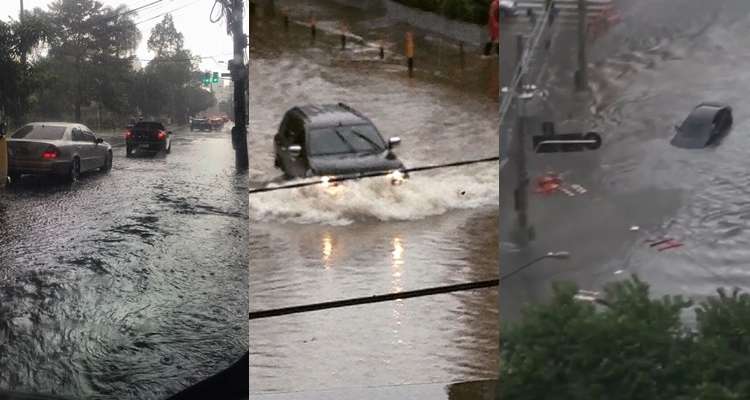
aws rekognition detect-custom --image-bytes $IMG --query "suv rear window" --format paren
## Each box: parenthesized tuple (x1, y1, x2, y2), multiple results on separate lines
(11, 125, 66, 140)
(134, 122, 165, 130)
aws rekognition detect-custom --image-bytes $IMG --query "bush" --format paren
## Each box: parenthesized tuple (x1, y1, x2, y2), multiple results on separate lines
(499, 276, 750, 400)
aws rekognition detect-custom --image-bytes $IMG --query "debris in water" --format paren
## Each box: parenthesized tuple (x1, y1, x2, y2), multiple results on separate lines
(629, 225, 640, 231)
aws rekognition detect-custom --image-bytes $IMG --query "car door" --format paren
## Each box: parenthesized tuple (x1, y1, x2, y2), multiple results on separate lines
(87, 129, 106, 167)
(79, 129, 98, 171)
(70, 127, 87, 167)
(283, 116, 308, 178)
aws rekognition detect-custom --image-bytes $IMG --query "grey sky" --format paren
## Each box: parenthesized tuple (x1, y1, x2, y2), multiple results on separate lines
(2, 0, 245, 75)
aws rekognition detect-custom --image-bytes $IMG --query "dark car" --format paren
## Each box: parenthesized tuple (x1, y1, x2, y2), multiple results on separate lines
(671, 103, 733, 149)
(125, 121, 172, 157)
(6, 122, 112, 183)
(190, 118, 212, 132)
(273, 103, 406, 185)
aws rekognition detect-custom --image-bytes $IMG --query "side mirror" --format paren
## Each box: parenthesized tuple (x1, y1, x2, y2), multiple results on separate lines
(96, 138, 104, 144)
(388, 137, 401, 149)
(287, 145, 302, 158)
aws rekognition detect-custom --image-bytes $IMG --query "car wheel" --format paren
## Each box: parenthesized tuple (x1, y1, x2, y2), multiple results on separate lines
(102, 151, 113, 172)
(274, 155, 281, 168)
(68, 158, 80, 183)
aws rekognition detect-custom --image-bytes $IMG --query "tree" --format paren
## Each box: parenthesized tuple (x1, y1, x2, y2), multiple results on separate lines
(147, 14, 184, 58)
(499, 276, 750, 400)
(43, 0, 140, 122)
(0, 11, 50, 125)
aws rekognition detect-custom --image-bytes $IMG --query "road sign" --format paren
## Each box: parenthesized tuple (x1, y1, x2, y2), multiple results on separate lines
(532, 132, 602, 153)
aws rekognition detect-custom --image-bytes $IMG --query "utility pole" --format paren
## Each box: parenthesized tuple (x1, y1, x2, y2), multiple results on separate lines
(576, 0, 588, 91)
(228, 0, 249, 170)
(514, 35, 534, 244)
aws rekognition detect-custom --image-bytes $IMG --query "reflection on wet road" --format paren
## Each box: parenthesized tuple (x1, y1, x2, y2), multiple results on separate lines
(0, 127, 248, 399)
(250, 0, 498, 394)
(500, 0, 750, 323)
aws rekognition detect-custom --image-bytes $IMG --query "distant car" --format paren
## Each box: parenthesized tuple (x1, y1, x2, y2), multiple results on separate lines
(273, 103, 407, 185)
(125, 121, 172, 157)
(500, 0, 518, 17)
(209, 117, 225, 130)
(671, 103, 733, 149)
(6, 122, 112, 183)
(191, 118, 212, 132)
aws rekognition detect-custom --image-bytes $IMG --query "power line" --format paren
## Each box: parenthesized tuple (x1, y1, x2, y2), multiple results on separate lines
(248, 155, 500, 194)
(135, 0, 204, 25)
(249, 279, 499, 320)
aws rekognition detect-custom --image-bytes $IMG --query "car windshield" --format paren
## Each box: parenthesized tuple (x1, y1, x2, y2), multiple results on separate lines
(135, 122, 165, 130)
(11, 124, 66, 140)
(308, 124, 386, 156)
(680, 108, 716, 137)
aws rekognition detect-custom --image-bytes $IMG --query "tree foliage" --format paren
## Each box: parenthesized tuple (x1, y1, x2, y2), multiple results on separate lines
(0, 2, 216, 127)
(500, 276, 750, 400)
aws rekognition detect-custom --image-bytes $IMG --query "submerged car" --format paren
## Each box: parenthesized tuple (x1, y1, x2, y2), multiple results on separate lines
(273, 103, 406, 185)
(190, 118, 212, 132)
(7, 122, 112, 183)
(125, 121, 172, 156)
(671, 103, 733, 149)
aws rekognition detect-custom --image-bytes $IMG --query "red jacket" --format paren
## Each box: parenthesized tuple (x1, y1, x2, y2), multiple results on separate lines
(489, 0, 500, 41)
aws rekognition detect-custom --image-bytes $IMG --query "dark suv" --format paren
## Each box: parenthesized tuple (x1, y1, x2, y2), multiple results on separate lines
(273, 103, 406, 184)
(125, 121, 172, 157)
(190, 118, 212, 132)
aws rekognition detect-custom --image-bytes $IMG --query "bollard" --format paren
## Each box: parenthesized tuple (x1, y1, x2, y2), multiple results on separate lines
(311, 16, 316, 40)
(283, 14, 289, 30)
(459, 42, 465, 69)
(405, 32, 414, 77)
(380, 45, 384, 59)
(340, 22, 346, 50)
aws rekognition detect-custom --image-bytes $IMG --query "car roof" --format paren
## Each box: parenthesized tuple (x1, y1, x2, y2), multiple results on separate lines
(292, 104, 371, 129)
(696, 102, 728, 109)
(26, 122, 81, 128)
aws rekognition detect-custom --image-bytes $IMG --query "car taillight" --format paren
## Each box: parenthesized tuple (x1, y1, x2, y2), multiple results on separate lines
(157, 131, 167, 140)
(125, 130, 132, 139)
(42, 148, 59, 160)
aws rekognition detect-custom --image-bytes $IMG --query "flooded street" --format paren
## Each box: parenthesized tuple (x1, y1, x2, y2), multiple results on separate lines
(249, 0, 499, 394)
(500, 0, 750, 322)
(0, 127, 248, 399)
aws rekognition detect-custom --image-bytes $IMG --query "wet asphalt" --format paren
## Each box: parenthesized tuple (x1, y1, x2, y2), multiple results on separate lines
(0, 126, 248, 399)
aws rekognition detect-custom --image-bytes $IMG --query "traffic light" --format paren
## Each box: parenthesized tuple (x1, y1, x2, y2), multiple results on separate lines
(212, 72, 219, 83)
(202, 72, 211, 86)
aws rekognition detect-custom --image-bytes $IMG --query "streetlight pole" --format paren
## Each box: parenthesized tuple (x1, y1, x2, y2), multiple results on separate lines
(500, 251, 570, 282)
(228, 0, 249, 170)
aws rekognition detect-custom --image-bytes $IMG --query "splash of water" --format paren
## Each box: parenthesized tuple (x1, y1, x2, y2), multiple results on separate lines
(250, 165, 498, 225)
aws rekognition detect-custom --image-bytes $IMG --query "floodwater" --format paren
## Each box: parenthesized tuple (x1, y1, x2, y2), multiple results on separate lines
(249, 0, 499, 394)
(0, 127, 248, 399)
(499, 0, 750, 322)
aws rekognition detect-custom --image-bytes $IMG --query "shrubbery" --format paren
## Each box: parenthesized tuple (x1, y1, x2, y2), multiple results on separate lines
(500, 276, 750, 400)
(393, 0, 489, 25)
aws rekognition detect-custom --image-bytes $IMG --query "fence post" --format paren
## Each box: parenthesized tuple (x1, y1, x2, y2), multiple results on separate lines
(405, 32, 414, 77)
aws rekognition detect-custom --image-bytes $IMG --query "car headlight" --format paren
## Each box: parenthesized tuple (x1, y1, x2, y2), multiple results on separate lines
(388, 170, 406, 185)
(320, 176, 340, 188)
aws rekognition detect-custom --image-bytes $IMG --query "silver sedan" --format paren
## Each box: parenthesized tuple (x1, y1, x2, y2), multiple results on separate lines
(7, 122, 113, 183)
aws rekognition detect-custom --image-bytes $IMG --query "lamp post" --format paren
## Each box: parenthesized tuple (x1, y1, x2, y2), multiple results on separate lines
(500, 251, 570, 282)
